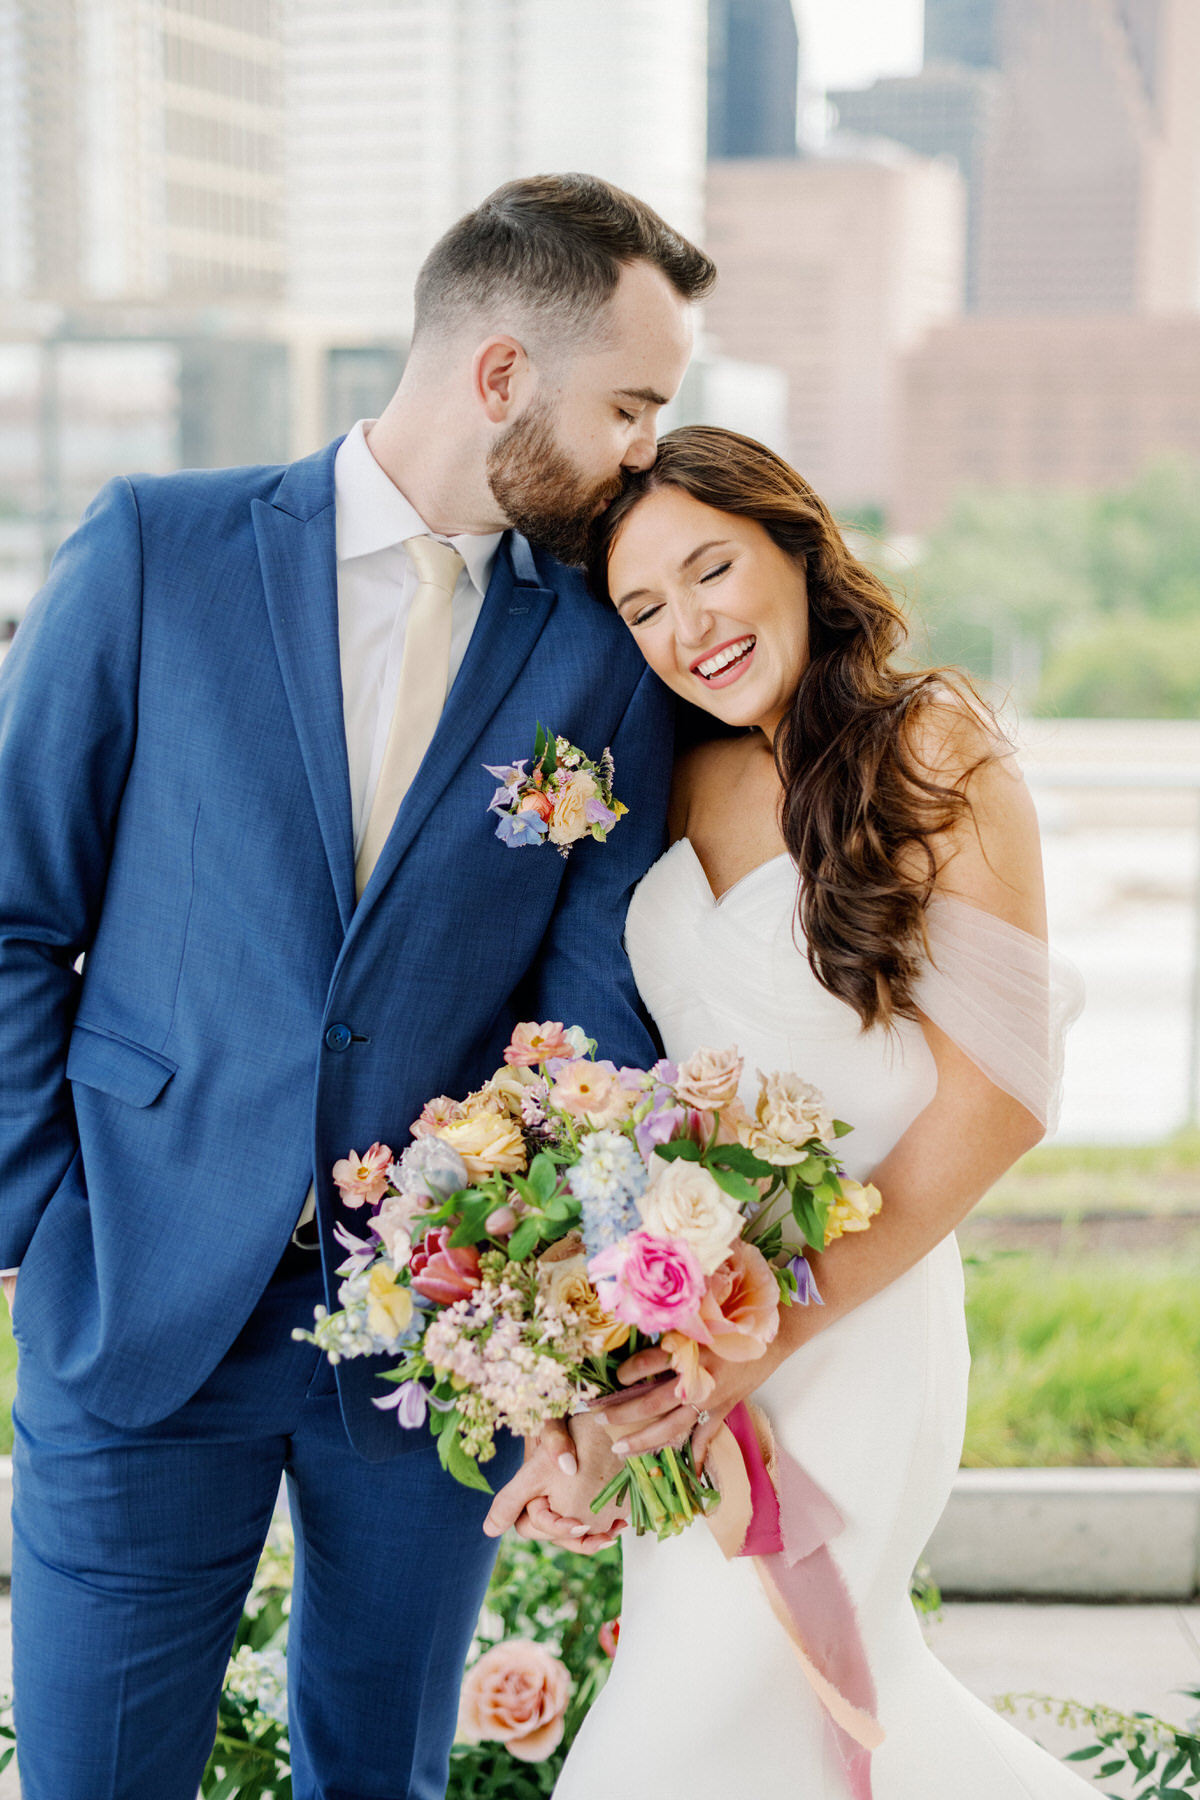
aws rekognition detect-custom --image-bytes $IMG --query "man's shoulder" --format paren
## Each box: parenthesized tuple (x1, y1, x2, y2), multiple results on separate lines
(521, 542, 644, 665)
(122, 438, 341, 533)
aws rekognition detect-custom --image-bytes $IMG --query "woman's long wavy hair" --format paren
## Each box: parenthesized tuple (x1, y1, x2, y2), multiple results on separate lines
(589, 426, 996, 1030)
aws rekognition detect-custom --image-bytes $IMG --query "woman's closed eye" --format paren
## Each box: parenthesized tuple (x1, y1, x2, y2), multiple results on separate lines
(698, 561, 731, 584)
(630, 600, 664, 627)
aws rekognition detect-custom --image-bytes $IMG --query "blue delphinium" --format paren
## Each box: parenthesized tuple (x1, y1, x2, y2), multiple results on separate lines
(570, 1129, 648, 1257)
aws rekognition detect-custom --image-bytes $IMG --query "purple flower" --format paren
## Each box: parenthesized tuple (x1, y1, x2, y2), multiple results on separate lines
(652, 1059, 679, 1086)
(482, 759, 529, 788)
(332, 1220, 377, 1276)
(495, 810, 549, 847)
(634, 1096, 687, 1163)
(584, 797, 617, 830)
(788, 1254, 824, 1307)
(373, 1380, 428, 1428)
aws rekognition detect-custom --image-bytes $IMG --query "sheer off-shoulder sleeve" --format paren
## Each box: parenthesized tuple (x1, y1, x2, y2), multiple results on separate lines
(912, 894, 1084, 1131)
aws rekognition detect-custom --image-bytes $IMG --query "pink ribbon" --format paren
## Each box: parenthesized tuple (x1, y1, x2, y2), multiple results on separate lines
(707, 1400, 882, 1800)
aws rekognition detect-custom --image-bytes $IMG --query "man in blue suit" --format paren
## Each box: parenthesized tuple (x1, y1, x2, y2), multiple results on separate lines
(0, 173, 714, 1799)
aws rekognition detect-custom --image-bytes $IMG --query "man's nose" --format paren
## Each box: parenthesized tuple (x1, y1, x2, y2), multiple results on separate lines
(621, 418, 658, 473)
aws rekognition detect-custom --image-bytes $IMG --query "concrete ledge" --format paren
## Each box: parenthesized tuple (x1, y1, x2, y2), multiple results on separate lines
(925, 1468, 1200, 1599)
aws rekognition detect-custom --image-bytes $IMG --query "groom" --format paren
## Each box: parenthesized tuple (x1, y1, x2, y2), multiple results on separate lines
(0, 172, 713, 1799)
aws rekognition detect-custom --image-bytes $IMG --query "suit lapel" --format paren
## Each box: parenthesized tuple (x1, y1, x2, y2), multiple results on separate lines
(353, 534, 558, 913)
(252, 450, 357, 931)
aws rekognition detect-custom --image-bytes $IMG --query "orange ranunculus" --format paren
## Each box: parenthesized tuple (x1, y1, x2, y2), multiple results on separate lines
(457, 1639, 571, 1763)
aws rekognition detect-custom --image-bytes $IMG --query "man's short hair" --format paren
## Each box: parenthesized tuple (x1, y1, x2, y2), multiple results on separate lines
(412, 172, 716, 352)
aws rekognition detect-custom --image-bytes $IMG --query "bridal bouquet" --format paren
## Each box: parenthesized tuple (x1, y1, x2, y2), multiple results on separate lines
(299, 1025, 881, 1538)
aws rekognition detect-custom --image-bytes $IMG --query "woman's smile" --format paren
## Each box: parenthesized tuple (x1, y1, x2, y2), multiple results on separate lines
(691, 634, 757, 685)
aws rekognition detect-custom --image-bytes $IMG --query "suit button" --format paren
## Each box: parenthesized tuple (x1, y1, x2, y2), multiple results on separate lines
(324, 1022, 353, 1053)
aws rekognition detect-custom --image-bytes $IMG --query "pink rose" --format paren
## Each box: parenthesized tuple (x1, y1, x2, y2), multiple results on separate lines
(409, 1227, 482, 1306)
(598, 1618, 620, 1659)
(588, 1228, 706, 1335)
(457, 1639, 571, 1762)
(503, 1020, 575, 1067)
(330, 1143, 392, 1210)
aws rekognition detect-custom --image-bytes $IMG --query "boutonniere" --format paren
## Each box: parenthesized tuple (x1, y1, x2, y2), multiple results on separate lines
(484, 724, 627, 856)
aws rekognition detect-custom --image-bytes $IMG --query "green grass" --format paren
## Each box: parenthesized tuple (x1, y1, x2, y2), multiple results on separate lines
(0, 1299, 13, 1454)
(978, 1130, 1200, 1218)
(962, 1251, 1200, 1467)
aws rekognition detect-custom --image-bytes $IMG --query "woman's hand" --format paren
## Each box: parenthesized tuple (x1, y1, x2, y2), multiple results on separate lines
(594, 1335, 791, 1472)
(484, 1415, 628, 1554)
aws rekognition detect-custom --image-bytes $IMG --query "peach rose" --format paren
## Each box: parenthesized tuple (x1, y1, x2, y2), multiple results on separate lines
(457, 1639, 571, 1762)
(672, 1045, 744, 1112)
(689, 1239, 781, 1362)
(518, 788, 554, 823)
(412, 1095, 464, 1138)
(434, 1112, 527, 1180)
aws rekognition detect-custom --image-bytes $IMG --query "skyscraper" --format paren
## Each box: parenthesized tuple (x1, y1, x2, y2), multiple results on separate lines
(974, 0, 1200, 314)
(707, 0, 799, 158)
(284, 0, 707, 342)
(0, 0, 284, 305)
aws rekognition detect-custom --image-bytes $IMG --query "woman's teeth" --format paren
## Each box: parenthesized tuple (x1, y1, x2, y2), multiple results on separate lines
(697, 636, 755, 680)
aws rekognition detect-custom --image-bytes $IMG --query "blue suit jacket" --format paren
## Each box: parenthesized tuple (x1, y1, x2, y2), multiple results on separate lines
(0, 439, 672, 1457)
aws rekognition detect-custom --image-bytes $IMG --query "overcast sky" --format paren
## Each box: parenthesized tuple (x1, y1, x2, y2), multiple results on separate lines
(795, 0, 924, 93)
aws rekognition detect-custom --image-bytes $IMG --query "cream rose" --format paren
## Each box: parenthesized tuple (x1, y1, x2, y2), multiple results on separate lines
(637, 1159, 743, 1276)
(548, 771, 600, 846)
(673, 1045, 744, 1111)
(739, 1069, 834, 1165)
(537, 1249, 630, 1355)
(434, 1112, 527, 1180)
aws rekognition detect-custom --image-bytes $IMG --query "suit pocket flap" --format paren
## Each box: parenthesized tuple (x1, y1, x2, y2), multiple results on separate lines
(66, 1025, 177, 1108)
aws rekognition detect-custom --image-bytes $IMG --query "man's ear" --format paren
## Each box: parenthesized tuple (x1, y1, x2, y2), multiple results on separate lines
(472, 336, 531, 424)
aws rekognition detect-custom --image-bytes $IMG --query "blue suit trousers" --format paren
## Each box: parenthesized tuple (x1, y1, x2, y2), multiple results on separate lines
(10, 1244, 521, 1799)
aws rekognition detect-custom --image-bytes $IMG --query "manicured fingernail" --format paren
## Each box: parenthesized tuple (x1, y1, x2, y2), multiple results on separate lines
(611, 1440, 629, 1456)
(571, 1524, 590, 1537)
(557, 1452, 577, 1475)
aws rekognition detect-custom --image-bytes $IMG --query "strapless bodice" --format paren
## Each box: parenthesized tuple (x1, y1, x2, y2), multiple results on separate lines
(624, 838, 938, 1180)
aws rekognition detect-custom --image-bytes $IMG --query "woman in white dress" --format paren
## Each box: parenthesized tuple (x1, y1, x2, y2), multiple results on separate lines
(546, 426, 1088, 1798)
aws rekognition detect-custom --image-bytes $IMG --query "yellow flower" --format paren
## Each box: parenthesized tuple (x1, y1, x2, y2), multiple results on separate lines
(822, 1178, 882, 1245)
(366, 1266, 414, 1341)
(435, 1112, 527, 1180)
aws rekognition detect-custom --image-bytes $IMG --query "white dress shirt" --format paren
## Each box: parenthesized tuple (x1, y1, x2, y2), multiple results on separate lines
(334, 418, 502, 855)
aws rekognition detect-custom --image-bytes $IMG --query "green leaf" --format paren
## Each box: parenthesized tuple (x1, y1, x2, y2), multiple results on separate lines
(796, 1159, 825, 1186)
(1065, 1746, 1105, 1761)
(437, 1413, 494, 1493)
(832, 1119, 853, 1138)
(507, 1216, 543, 1262)
(528, 1153, 559, 1203)
(541, 728, 557, 777)
(708, 1144, 774, 1180)
(709, 1167, 761, 1207)
(1096, 1761, 1127, 1779)
(653, 1139, 701, 1163)
(534, 721, 547, 760)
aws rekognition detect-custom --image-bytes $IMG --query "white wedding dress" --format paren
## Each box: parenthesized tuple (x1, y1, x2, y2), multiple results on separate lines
(555, 837, 1088, 1800)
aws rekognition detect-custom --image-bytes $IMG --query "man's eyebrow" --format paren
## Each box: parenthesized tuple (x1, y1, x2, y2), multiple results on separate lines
(615, 385, 670, 407)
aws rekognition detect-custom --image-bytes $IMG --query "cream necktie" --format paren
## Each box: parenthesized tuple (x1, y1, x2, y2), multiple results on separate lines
(294, 534, 466, 1244)
(354, 533, 465, 899)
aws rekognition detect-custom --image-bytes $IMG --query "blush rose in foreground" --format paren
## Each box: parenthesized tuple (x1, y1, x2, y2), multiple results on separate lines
(457, 1639, 571, 1762)
(637, 1158, 742, 1275)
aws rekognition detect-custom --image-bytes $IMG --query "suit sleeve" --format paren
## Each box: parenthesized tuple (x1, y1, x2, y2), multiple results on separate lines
(0, 478, 143, 1265)
(520, 666, 673, 1071)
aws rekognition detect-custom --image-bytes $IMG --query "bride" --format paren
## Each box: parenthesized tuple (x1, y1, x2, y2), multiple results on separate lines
(490, 424, 1087, 1797)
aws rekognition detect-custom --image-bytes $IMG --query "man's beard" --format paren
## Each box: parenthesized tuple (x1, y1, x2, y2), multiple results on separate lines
(486, 397, 625, 566)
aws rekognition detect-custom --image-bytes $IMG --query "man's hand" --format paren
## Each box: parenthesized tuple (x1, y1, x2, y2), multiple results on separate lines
(484, 1418, 626, 1554)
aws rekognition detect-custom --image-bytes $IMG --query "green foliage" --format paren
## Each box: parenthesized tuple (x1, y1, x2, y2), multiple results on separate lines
(910, 458, 1200, 715)
(996, 1691, 1200, 1796)
(200, 1524, 293, 1799)
(962, 1253, 1200, 1467)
